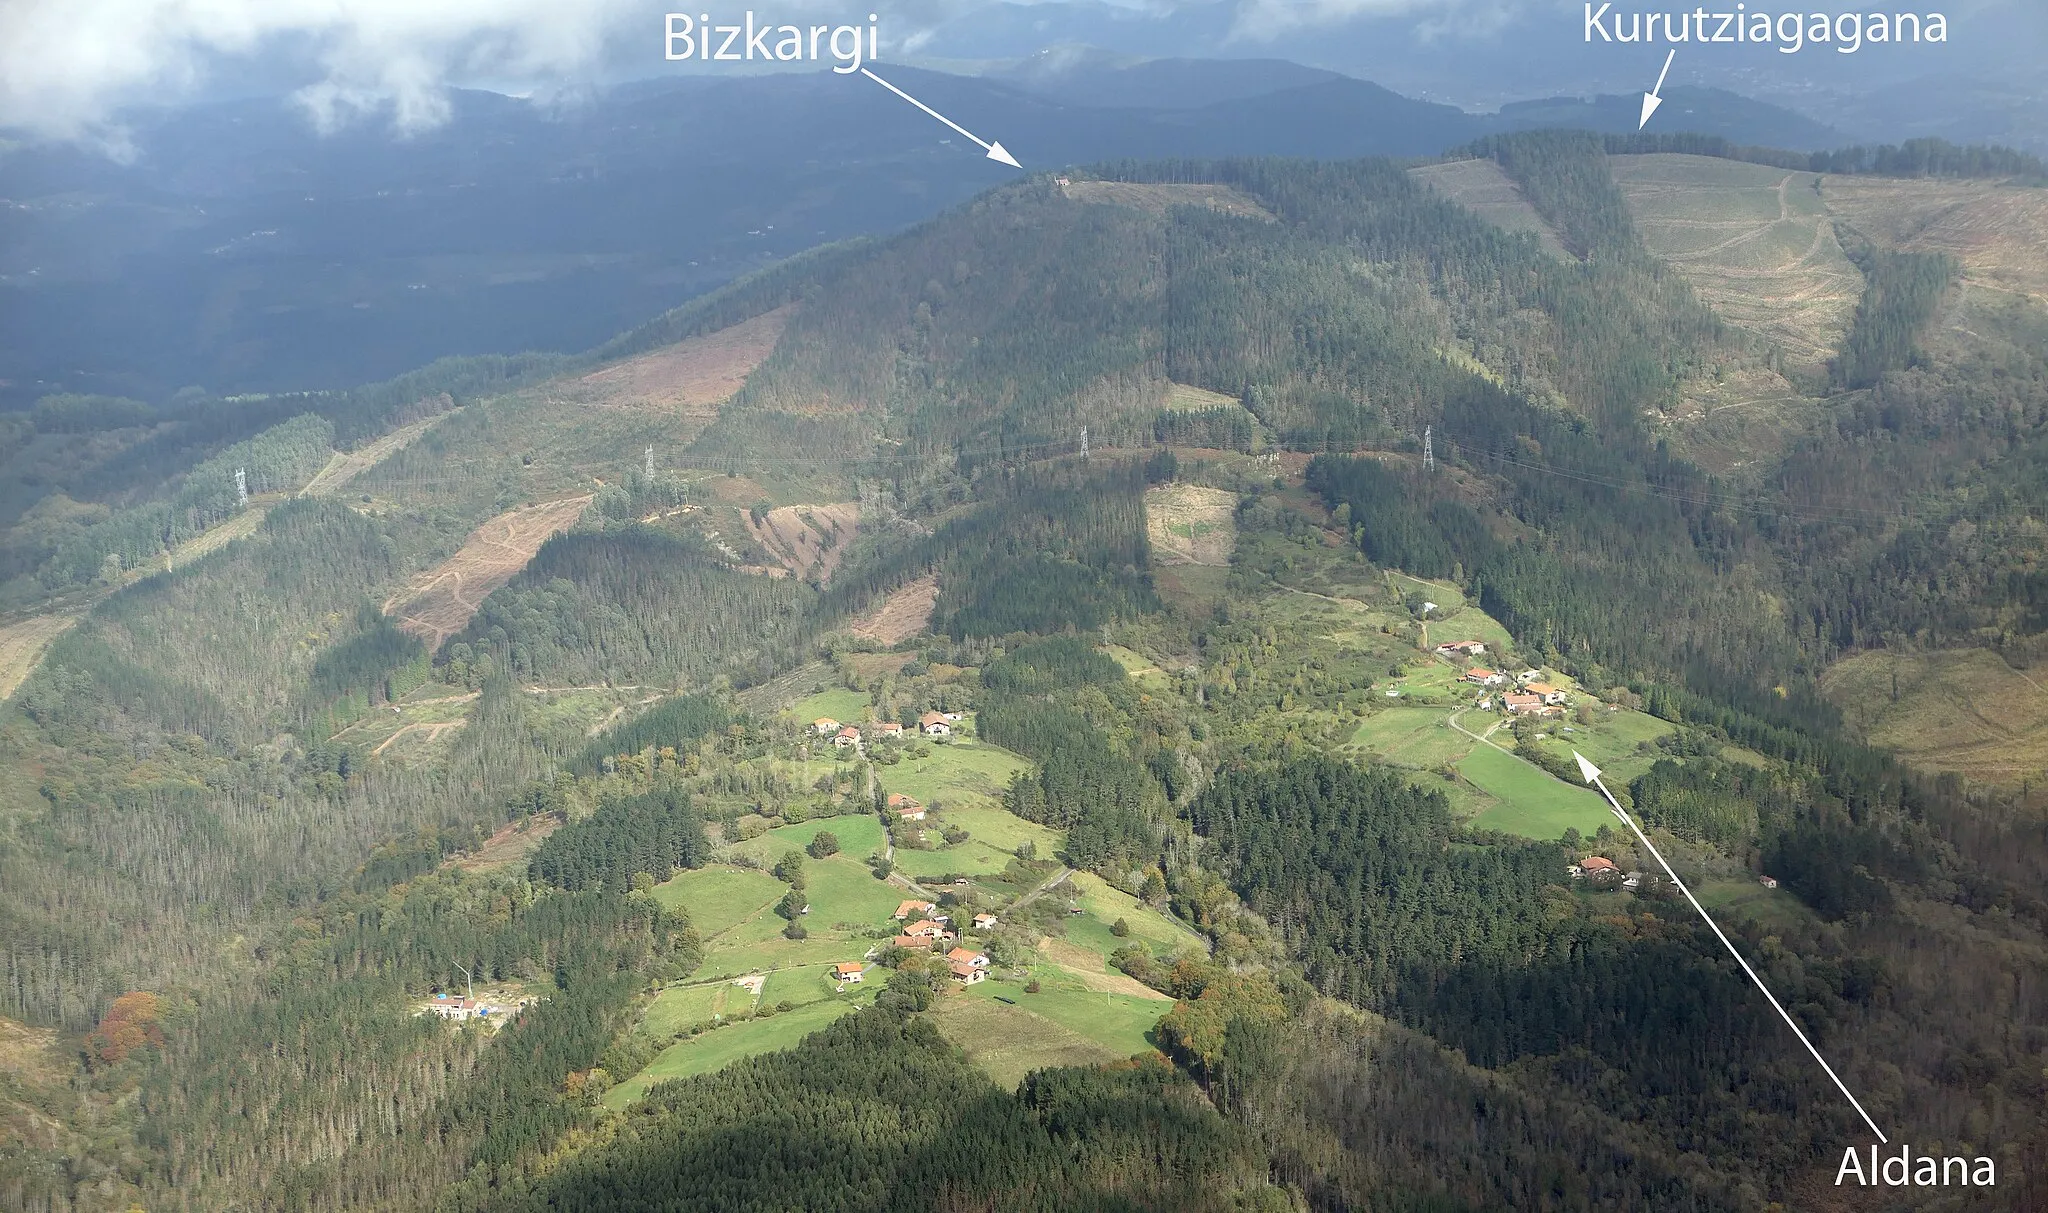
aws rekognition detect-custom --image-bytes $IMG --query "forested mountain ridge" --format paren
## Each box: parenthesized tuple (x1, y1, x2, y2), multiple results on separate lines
(6, 131, 2048, 1210)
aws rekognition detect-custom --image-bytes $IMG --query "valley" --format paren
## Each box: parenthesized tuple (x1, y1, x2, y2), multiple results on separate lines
(5, 126, 2048, 1213)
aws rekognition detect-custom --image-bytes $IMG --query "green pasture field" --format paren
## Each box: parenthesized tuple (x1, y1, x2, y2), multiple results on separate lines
(651, 865, 783, 937)
(934, 802, 1061, 855)
(1458, 745, 1613, 839)
(1550, 707, 1676, 785)
(1350, 707, 1476, 769)
(641, 979, 757, 1038)
(791, 688, 873, 728)
(1062, 873, 1208, 958)
(1696, 878, 1814, 932)
(728, 813, 886, 865)
(604, 998, 861, 1107)
(881, 737, 1029, 809)
(924, 990, 1126, 1089)
(993, 974, 1166, 1057)
(888, 838, 1018, 883)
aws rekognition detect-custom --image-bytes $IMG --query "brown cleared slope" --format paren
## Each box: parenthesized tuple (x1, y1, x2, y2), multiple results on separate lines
(1612, 154, 1861, 378)
(1410, 159, 1571, 260)
(1821, 175, 2048, 304)
(563, 305, 795, 415)
(383, 496, 593, 648)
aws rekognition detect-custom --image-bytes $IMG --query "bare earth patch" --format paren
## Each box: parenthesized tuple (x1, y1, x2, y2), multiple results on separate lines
(741, 503, 861, 582)
(1061, 180, 1274, 221)
(1145, 483, 1237, 567)
(0, 613, 80, 701)
(850, 575, 938, 644)
(384, 496, 593, 648)
(1821, 176, 2048, 304)
(1613, 154, 1861, 378)
(451, 817, 563, 873)
(301, 417, 441, 498)
(566, 306, 794, 414)
(1410, 159, 1572, 260)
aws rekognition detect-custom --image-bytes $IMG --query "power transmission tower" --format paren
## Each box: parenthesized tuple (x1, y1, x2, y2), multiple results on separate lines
(1079, 427, 1089, 460)
(645, 445, 655, 479)
(1423, 427, 1434, 472)
(235, 467, 249, 507)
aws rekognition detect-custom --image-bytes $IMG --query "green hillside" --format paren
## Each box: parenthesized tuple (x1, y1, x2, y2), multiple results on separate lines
(7, 133, 2048, 1211)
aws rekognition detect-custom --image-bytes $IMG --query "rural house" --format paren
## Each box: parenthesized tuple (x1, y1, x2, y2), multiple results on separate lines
(1462, 667, 1506, 686)
(833, 725, 862, 750)
(812, 717, 840, 735)
(871, 721, 904, 739)
(918, 711, 952, 736)
(1570, 856, 1619, 882)
(894, 899, 936, 920)
(1503, 692, 1544, 716)
(832, 962, 865, 986)
(421, 994, 495, 1022)
(1758, 875, 1780, 889)
(972, 913, 998, 930)
(1435, 640, 1487, 657)
(887, 793, 927, 821)
(904, 919, 946, 939)
(892, 933, 935, 951)
(946, 949, 991, 984)
(1525, 682, 1569, 706)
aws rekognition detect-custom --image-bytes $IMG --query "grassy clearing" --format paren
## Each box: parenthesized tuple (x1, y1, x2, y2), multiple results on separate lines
(1408, 158, 1571, 260)
(1821, 647, 2048, 787)
(882, 738, 1029, 809)
(605, 998, 860, 1107)
(1555, 708, 1677, 785)
(642, 980, 757, 1038)
(994, 976, 1166, 1058)
(924, 991, 1127, 1089)
(1063, 873, 1207, 957)
(652, 866, 784, 937)
(760, 964, 843, 1007)
(729, 813, 886, 866)
(1350, 707, 1476, 769)
(1458, 744, 1613, 839)
(1696, 879, 1814, 932)
(792, 688, 873, 727)
(1422, 610, 1517, 661)
(691, 855, 901, 978)
(929, 803, 1059, 855)
(1146, 483, 1238, 567)
(890, 838, 1016, 882)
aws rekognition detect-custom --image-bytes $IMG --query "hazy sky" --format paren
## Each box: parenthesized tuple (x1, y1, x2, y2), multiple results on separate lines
(0, 0, 1478, 141)
(0, 0, 2037, 145)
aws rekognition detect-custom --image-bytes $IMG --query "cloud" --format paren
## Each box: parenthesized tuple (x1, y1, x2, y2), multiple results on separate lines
(0, 0, 647, 145)
(1229, 0, 1539, 42)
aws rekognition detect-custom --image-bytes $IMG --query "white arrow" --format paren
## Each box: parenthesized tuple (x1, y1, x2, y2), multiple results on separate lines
(860, 67, 1021, 168)
(1571, 751, 1889, 1143)
(1639, 49, 1675, 129)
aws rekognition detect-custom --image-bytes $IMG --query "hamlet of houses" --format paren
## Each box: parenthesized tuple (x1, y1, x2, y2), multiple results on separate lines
(1431, 640, 1583, 718)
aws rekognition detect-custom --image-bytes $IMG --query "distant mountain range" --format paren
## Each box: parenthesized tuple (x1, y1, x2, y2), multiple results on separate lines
(0, 58, 1847, 404)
